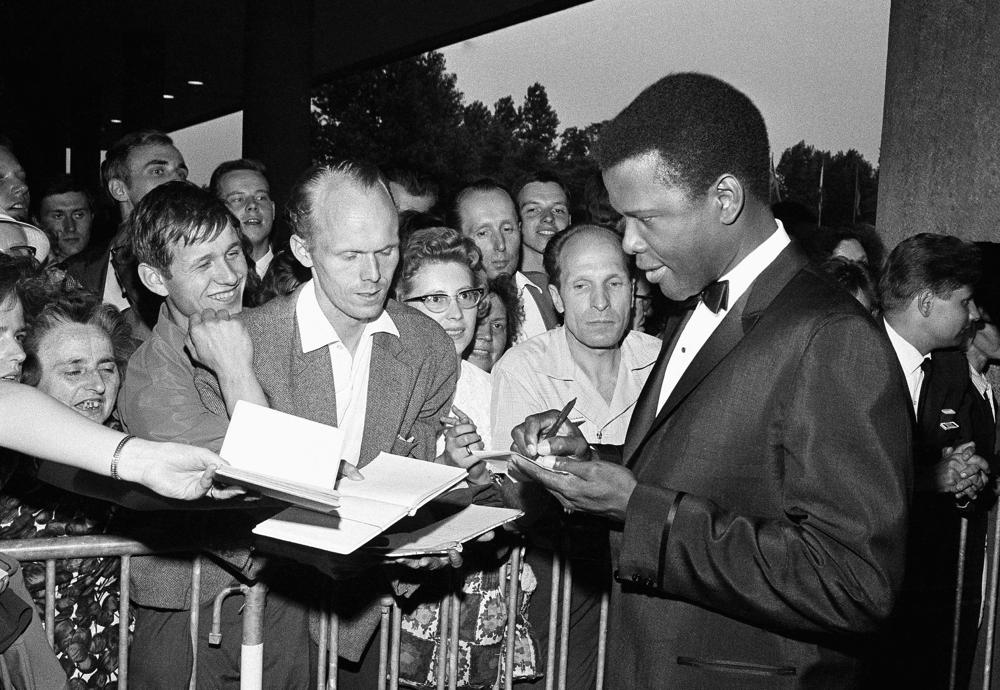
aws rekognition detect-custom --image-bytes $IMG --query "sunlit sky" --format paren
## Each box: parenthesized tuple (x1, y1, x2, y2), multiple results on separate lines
(173, 0, 890, 185)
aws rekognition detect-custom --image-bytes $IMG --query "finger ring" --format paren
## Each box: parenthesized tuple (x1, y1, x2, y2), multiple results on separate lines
(208, 485, 217, 499)
(563, 507, 573, 515)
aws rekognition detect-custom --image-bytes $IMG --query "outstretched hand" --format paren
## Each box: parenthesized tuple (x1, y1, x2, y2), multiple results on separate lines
(118, 438, 244, 500)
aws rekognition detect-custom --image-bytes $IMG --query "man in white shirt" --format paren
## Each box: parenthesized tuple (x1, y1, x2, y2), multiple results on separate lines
(507, 72, 912, 688)
(491, 223, 660, 689)
(210, 158, 276, 277)
(452, 179, 557, 342)
(196, 161, 470, 686)
(100, 130, 190, 334)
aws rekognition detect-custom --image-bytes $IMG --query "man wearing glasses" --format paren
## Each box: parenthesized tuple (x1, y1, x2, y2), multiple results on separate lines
(210, 158, 276, 277)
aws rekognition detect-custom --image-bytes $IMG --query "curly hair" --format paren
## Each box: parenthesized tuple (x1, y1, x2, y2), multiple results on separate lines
(487, 272, 523, 347)
(596, 72, 771, 203)
(21, 286, 134, 387)
(395, 227, 485, 300)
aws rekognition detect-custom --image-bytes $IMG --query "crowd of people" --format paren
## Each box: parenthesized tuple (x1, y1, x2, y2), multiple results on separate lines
(0, 69, 997, 690)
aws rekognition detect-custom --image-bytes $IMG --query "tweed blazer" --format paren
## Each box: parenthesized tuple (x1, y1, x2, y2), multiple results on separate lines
(599, 245, 913, 689)
(196, 287, 460, 661)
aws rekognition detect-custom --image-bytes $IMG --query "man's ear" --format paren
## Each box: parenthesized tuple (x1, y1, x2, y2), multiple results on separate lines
(138, 263, 169, 297)
(714, 174, 745, 226)
(916, 289, 935, 317)
(548, 283, 565, 314)
(107, 177, 130, 204)
(289, 234, 313, 268)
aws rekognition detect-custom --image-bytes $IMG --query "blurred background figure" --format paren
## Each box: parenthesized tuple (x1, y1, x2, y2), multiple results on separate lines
(36, 175, 96, 263)
(467, 273, 521, 374)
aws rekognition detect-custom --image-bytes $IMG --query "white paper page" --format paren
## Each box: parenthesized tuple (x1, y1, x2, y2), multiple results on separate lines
(370, 505, 523, 556)
(338, 453, 466, 509)
(220, 400, 343, 490)
(253, 508, 384, 555)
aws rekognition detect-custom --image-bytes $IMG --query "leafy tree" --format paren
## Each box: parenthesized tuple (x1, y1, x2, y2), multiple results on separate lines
(517, 83, 559, 158)
(776, 141, 878, 226)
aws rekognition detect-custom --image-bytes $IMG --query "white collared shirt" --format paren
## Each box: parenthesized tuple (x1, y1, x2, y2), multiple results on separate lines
(513, 271, 548, 344)
(884, 318, 929, 415)
(254, 247, 274, 278)
(657, 221, 792, 413)
(969, 364, 997, 422)
(296, 280, 399, 464)
(102, 256, 130, 311)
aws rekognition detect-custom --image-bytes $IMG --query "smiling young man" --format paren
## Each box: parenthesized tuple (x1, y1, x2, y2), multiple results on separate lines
(210, 158, 276, 277)
(507, 73, 912, 689)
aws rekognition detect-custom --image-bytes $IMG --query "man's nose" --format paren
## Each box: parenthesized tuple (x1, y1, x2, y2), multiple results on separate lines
(592, 286, 610, 310)
(360, 254, 381, 282)
(621, 219, 645, 255)
(493, 232, 506, 253)
(969, 299, 982, 322)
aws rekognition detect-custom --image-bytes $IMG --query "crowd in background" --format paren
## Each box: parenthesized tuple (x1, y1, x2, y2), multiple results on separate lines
(0, 68, 998, 690)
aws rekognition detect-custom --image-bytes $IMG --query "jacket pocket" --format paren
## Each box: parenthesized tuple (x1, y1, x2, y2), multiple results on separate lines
(677, 656, 797, 677)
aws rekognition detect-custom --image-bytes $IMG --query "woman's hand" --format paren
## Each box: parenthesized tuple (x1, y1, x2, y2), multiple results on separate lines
(116, 438, 244, 500)
(438, 407, 488, 484)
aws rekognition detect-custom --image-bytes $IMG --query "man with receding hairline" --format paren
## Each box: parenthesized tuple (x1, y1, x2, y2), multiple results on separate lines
(508, 73, 911, 688)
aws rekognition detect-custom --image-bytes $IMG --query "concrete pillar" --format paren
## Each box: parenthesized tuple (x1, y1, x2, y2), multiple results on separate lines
(877, 0, 1000, 250)
(242, 0, 313, 232)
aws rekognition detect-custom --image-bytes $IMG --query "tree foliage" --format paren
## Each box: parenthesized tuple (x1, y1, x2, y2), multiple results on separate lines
(311, 51, 876, 225)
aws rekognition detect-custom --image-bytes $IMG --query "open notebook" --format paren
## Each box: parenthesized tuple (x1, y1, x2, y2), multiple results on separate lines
(255, 504, 523, 556)
(215, 401, 345, 513)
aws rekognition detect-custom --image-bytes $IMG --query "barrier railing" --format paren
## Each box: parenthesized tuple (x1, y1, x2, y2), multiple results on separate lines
(0, 536, 610, 690)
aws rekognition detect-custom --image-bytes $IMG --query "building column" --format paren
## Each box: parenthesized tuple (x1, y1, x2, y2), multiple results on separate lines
(876, 0, 1000, 249)
(242, 0, 313, 236)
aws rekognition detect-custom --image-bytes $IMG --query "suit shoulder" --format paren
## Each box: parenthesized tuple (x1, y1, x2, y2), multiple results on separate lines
(243, 293, 296, 331)
(385, 299, 454, 354)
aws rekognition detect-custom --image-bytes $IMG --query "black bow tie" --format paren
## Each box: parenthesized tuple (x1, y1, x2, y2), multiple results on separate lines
(700, 280, 730, 314)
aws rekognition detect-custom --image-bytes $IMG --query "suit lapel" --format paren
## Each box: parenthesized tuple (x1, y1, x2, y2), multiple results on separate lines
(290, 318, 338, 429)
(624, 245, 809, 470)
(623, 310, 688, 462)
(358, 331, 416, 467)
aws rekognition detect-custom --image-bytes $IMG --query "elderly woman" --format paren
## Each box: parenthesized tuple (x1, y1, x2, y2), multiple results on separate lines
(1, 285, 134, 687)
(467, 273, 522, 374)
(393, 227, 539, 688)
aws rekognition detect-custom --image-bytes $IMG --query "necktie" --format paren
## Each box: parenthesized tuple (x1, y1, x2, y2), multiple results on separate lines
(700, 280, 730, 314)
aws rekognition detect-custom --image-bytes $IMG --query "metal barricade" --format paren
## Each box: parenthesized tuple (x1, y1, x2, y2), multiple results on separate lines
(0, 536, 610, 690)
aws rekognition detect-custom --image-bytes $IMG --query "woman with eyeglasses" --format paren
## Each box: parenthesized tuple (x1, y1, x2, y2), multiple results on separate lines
(396, 226, 494, 479)
(394, 227, 540, 687)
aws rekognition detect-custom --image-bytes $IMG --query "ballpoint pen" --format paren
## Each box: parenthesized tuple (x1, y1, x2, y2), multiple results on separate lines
(540, 397, 576, 441)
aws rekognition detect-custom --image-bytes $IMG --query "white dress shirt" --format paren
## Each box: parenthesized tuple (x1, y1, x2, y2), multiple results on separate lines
(102, 255, 130, 311)
(657, 221, 791, 413)
(296, 280, 399, 464)
(254, 247, 274, 278)
(969, 364, 997, 422)
(883, 318, 928, 415)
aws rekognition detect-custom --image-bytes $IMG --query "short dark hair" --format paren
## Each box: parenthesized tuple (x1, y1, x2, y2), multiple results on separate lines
(878, 233, 982, 313)
(396, 226, 484, 299)
(819, 256, 877, 311)
(0, 254, 37, 308)
(596, 72, 771, 203)
(209, 158, 269, 198)
(286, 160, 391, 249)
(487, 272, 523, 350)
(36, 174, 94, 213)
(21, 286, 133, 387)
(385, 167, 439, 202)
(543, 223, 626, 290)
(448, 178, 515, 231)
(101, 130, 175, 192)
(516, 170, 569, 204)
(129, 181, 243, 276)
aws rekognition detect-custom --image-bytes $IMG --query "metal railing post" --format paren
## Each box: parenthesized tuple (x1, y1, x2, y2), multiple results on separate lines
(189, 555, 202, 690)
(241, 582, 267, 690)
(119, 554, 131, 690)
(503, 546, 521, 690)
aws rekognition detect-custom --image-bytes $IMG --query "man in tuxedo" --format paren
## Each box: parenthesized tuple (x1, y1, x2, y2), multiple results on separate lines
(874, 233, 989, 688)
(509, 73, 912, 689)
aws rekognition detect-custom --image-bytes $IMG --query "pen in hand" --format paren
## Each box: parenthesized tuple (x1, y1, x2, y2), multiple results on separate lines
(540, 398, 577, 442)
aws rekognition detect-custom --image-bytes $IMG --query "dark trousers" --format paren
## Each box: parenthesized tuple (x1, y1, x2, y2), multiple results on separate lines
(129, 588, 312, 689)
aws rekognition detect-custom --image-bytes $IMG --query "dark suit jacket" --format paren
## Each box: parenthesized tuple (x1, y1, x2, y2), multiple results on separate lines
(598, 245, 912, 689)
(875, 350, 994, 688)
